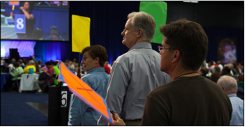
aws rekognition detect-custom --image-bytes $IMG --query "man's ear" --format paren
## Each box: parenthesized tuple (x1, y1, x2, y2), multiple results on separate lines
(95, 57, 100, 64)
(172, 50, 181, 63)
(137, 29, 143, 38)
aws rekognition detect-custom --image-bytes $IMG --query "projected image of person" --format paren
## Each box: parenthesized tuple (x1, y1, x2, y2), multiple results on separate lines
(218, 38, 237, 64)
(45, 26, 64, 40)
(50, 33, 60, 40)
(10, 1, 36, 39)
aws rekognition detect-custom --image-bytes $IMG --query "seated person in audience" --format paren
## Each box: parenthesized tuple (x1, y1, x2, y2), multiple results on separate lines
(50, 61, 59, 86)
(34, 61, 54, 93)
(68, 60, 75, 73)
(221, 66, 233, 77)
(10, 62, 24, 80)
(18, 59, 25, 69)
(40, 63, 48, 72)
(39, 60, 45, 67)
(68, 45, 110, 125)
(225, 63, 236, 76)
(237, 74, 244, 99)
(1, 58, 6, 66)
(238, 61, 244, 74)
(104, 62, 110, 74)
(73, 58, 78, 64)
(217, 61, 223, 71)
(217, 76, 244, 126)
(34, 60, 40, 73)
(4, 62, 24, 91)
(198, 67, 209, 78)
(8, 58, 16, 71)
(207, 61, 215, 73)
(23, 60, 36, 74)
(214, 66, 221, 73)
(210, 66, 221, 83)
(210, 72, 220, 83)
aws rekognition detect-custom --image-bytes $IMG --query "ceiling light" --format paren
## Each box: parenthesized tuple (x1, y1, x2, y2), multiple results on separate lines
(183, 1, 199, 3)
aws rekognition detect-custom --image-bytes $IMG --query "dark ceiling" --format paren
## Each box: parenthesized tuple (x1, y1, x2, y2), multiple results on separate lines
(165, 1, 244, 6)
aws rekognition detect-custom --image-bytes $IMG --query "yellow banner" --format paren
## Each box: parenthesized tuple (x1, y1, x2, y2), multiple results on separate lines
(72, 15, 91, 52)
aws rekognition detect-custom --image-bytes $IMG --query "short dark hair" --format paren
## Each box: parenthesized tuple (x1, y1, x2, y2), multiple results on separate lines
(210, 72, 221, 83)
(214, 66, 221, 73)
(51, 61, 58, 66)
(200, 67, 209, 76)
(221, 66, 231, 75)
(81, 45, 108, 67)
(14, 63, 19, 68)
(160, 19, 208, 71)
(45, 61, 51, 66)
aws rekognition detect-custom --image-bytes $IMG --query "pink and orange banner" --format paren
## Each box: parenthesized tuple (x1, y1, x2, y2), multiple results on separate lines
(57, 60, 114, 125)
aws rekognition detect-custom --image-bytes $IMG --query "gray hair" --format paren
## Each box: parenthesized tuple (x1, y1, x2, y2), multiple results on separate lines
(127, 11, 156, 42)
(11, 58, 16, 63)
(29, 60, 35, 65)
(217, 75, 238, 91)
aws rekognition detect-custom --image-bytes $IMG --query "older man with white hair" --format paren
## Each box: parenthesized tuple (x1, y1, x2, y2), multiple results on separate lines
(23, 60, 36, 74)
(217, 75, 244, 126)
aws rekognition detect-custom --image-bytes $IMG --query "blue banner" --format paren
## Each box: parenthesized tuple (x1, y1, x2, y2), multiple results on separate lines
(15, 14, 26, 33)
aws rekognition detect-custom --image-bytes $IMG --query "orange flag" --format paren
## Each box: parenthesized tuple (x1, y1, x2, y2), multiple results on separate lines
(57, 60, 114, 125)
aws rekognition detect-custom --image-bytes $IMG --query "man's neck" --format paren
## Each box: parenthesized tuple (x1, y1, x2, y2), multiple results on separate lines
(225, 90, 237, 95)
(170, 63, 198, 81)
(128, 39, 149, 49)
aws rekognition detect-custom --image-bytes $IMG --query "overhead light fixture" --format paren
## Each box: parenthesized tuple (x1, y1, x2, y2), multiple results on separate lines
(183, 1, 199, 3)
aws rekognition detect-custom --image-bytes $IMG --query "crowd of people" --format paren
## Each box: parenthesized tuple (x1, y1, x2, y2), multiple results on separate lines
(1, 11, 244, 126)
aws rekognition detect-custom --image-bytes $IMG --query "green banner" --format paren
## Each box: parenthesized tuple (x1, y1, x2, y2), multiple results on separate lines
(140, 1, 167, 44)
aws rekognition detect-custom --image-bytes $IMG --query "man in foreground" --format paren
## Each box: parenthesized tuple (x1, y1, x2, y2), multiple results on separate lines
(112, 19, 232, 125)
(98, 11, 171, 125)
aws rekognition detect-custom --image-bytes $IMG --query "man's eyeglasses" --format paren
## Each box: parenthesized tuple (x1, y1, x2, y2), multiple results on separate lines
(82, 57, 92, 61)
(158, 46, 173, 52)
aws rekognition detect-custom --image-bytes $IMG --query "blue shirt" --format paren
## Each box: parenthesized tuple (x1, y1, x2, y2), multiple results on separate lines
(68, 67, 109, 125)
(98, 43, 171, 125)
(228, 94, 244, 126)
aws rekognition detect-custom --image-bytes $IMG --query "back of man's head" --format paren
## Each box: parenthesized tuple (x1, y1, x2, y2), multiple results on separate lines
(12, 58, 16, 63)
(159, 19, 208, 71)
(221, 66, 231, 76)
(217, 75, 238, 94)
(29, 60, 35, 65)
(127, 12, 156, 42)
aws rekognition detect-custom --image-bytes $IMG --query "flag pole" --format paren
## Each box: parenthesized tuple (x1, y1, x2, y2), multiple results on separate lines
(76, 52, 81, 78)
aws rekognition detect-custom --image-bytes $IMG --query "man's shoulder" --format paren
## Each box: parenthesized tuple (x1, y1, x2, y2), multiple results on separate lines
(149, 82, 172, 97)
(117, 49, 159, 62)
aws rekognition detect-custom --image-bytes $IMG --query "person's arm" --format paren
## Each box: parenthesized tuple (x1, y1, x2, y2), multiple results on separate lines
(68, 95, 81, 125)
(10, 68, 19, 77)
(98, 62, 129, 125)
(45, 68, 54, 77)
(20, 7, 33, 20)
(109, 113, 126, 126)
(10, 12, 15, 19)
